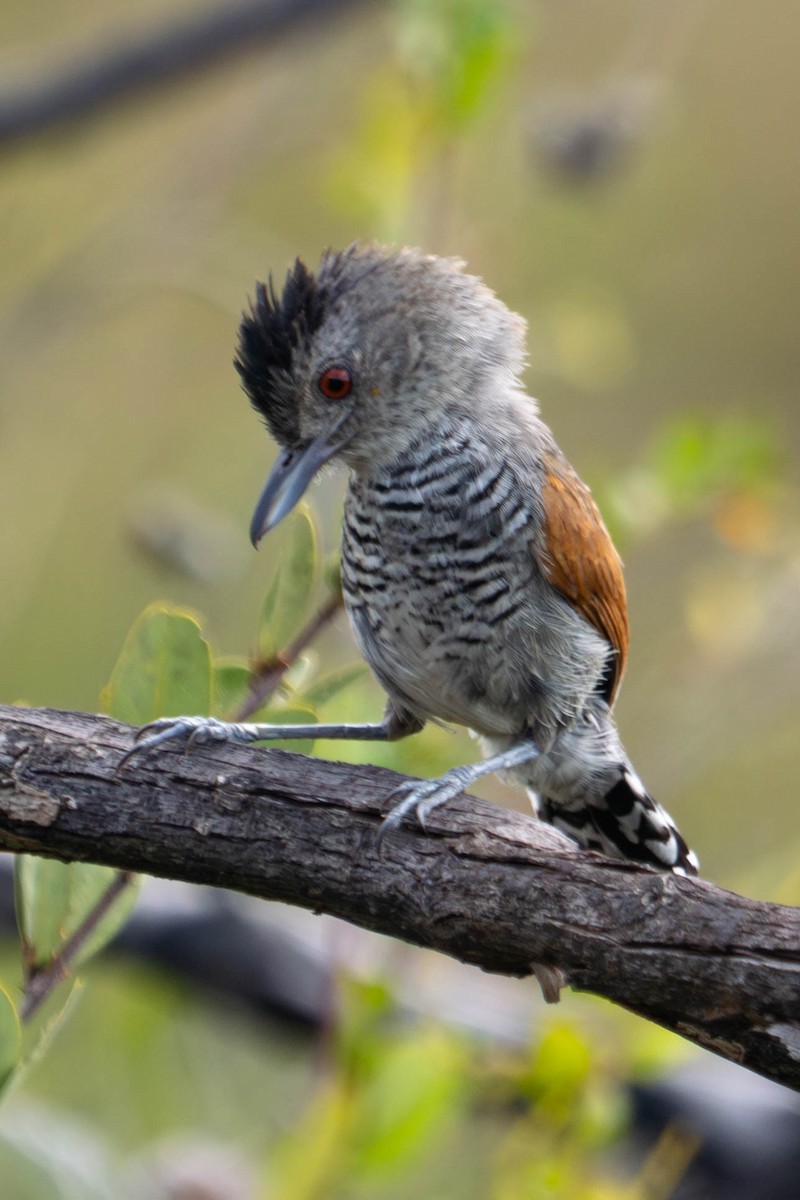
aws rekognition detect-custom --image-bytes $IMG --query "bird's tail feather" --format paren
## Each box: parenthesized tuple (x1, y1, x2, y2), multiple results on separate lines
(532, 770, 699, 876)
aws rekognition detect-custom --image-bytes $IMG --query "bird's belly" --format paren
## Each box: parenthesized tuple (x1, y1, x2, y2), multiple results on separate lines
(341, 450, 609, 738)
(342, 547, 530, 736)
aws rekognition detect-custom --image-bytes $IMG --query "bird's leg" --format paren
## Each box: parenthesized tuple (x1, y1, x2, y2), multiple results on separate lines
(377, 739, 541, 845)
(119, 702, 423, 767)
(378, 737, 566, 1004)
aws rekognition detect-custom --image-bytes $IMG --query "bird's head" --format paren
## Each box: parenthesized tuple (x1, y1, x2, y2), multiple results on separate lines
(236, 242, 527, 545)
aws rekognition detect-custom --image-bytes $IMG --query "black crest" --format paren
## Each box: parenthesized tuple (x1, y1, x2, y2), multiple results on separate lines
(235, 258, 326, 446)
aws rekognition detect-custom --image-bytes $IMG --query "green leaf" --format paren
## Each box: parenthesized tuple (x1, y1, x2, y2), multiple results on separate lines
(522, 1022, 593, 1118)
(297, 663, 367, 710)
(653, 415, 778, 510)
(0, 985, 21, 1096)
(323, 549, 343, 595)
(100, 602, 212, 723)
(352, 1028, 465, 1173)
(398, 0, 514, 132)
(15, 857, 70, 968)
(258, 506, 318, 661)
(440, 0, 515, 130)
(68, 872, 139, 968)
(212, 657, 252, 718)
(272, 1081, 350, 1199)
(280, 652, 315, 695)
(15, 860, 139, 970)
(335, 977, 397, 1079)
(11, 980, 81, 1099)
(325, 69, 422, 234)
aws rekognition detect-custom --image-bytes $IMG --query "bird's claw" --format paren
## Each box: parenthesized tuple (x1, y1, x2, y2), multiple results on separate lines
(119, 716, 229, 768)
(376, 767, 475, 853)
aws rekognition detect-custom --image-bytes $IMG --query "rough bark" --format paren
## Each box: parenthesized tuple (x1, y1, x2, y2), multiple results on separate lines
(1, 704, 799, 1090)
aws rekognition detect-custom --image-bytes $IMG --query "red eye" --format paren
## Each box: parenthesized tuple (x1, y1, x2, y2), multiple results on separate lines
(318, 366, 352, 400)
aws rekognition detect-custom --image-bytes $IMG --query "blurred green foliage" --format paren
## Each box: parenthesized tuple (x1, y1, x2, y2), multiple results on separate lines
(274, 984, 470, 1196)
(0, 419, 721, 1197)
(599, 412, 781, 545)
(329, 0, 514, 238)
(2, 0, 800, 1195)
(0, 950, 693, 1200)
(0, 988, 21, 1095)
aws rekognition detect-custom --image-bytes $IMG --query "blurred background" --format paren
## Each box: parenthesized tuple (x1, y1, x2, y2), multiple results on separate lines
(1, 0, 800, 1196)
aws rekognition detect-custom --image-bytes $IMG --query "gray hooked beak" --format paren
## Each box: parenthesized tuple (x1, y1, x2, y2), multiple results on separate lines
(249, 405, 354, 547)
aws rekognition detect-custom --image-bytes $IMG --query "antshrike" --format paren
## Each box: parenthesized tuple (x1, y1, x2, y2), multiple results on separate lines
(128, 243, 698, 876)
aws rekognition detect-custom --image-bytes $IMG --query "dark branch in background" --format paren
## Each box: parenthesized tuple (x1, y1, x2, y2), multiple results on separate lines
(0, 0, 366, 147)
(1, 704, 800, 1092)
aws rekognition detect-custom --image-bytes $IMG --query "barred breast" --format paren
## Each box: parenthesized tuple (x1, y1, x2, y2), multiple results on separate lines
(341, 422, 545, 735)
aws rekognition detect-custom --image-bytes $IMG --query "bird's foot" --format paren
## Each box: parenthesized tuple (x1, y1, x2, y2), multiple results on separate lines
(377, 762, 484, 849)
(118, 716, 259, 768)
(376, 741, 542, 851)
(119, 714, 400, 770)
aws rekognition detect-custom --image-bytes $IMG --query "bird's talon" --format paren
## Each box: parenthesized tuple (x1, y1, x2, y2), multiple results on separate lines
(118, 717, 201, 769)
(375, 808, 404, 857)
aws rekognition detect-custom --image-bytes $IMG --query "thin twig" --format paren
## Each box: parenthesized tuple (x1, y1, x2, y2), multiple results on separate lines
(20, 870, 136, 1023)
(235, 588, 344, 720)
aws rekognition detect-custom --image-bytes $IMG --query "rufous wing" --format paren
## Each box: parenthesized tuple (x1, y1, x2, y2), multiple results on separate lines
(539, 448, 629, 705)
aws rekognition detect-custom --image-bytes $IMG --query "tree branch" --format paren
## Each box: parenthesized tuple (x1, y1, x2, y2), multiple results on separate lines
(0, 0, 366, 148)
(1, 704, 799, 1090)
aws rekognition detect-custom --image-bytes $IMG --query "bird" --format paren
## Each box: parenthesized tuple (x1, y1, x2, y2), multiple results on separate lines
(128, 242, 698, 877)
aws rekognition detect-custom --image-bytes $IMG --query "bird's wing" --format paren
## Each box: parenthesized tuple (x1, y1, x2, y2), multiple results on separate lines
(538, 447, 629, 705)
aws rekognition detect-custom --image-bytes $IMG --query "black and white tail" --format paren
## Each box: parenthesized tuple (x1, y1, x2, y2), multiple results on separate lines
(536, 768, 699, 876)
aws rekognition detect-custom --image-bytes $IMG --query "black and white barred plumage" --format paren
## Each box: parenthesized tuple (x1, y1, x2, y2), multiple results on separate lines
(336, 403, 696, 875)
